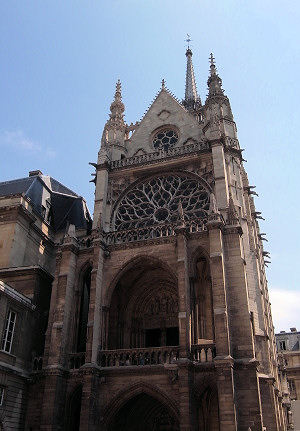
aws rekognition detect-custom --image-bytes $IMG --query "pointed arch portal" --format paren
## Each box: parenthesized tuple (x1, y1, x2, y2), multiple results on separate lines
(107, 392, 179, 431)
(107, 258, 178, 350)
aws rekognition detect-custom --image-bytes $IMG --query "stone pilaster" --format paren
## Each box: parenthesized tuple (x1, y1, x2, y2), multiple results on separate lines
(79, 367, 101, 431)
(215, 358, 237, 431)
(207, 216, 230, 357)
(175, 226, 190, 359)
(178, 362, 195, 431)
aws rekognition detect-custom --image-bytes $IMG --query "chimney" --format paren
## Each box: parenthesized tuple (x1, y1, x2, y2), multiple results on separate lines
(29, 170, 43, 177)
(290, 327, 297, 332)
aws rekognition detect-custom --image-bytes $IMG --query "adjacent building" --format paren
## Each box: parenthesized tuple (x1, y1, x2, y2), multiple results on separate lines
(276, 328, 300, 431)
(0, 172, 91, 430)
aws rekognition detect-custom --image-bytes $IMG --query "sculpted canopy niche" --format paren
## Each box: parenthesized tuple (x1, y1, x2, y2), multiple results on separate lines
(112, 173, 211, 231)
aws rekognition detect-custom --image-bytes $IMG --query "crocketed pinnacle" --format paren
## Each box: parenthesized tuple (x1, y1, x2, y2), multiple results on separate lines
(107, 79, 125, 130)
(207, 53, 224, 97)
(184, 48, 201, 110)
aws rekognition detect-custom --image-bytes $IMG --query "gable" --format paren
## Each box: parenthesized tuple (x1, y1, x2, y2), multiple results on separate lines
(125, 89, 204, 157)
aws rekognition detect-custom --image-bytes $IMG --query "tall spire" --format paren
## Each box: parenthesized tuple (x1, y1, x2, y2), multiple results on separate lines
(184, 40, 201, 111)
(207, 53, 224, 97)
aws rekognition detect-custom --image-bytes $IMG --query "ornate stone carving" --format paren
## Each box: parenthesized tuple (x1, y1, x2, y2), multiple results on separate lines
(107, 178, 131, 205)
(113, 174, 210, 231)
(146, 293, 178, 316)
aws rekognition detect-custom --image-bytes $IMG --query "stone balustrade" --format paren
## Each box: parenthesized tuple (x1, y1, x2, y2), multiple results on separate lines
(32, 344, 215, 372)
(104, 218, 208, 245)
(69, 352, 86, 369)
(191, 343, 216, 363)
(110, 141, 210, 169)
(99, 346, 180, 368)
(32, 356, 43, 371)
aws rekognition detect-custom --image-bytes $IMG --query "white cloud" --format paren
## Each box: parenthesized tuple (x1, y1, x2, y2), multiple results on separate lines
(0, 130, 56, 159)
(269, 288, 300, 333)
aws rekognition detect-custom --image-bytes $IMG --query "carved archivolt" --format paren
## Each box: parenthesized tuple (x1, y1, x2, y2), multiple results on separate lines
(113, 174, 210, 231)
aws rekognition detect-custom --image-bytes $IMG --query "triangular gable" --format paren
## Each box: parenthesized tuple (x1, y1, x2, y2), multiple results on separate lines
(126, 88, 204, 157)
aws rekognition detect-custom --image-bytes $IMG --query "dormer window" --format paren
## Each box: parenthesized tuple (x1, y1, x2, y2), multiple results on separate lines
(279, 340, 287, 351)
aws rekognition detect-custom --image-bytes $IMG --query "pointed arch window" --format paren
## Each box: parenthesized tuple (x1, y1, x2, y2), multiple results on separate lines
(76, 268, 91, 353)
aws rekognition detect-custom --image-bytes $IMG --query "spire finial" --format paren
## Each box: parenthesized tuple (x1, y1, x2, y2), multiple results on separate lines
(183, 39, 201, 111)
(185, 34, 192, 50)
(106, 79, 125, 130)
(114, 79, 122, 103)
(207, 54, 224, 97)
(161, 78, 165, 89)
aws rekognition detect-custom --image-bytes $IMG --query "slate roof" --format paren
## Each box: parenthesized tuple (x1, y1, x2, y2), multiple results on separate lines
(0, 173, 92, 232)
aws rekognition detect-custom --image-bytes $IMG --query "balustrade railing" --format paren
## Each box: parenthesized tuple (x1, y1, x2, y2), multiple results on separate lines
(69, 352, 86, 369)
(191, 344, 216, 363)
(99, 346, 179, 368)
(110, 141, 210, 169)
(32, 356, 43, 371)
(32, 344, 215, 372)
(104, 218, 207, 245)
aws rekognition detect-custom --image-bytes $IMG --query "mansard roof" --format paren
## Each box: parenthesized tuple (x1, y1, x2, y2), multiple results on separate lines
(0, 172, 92, 232)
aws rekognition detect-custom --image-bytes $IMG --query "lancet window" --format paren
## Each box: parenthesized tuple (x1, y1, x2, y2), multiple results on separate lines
(76, 268, 91, 353)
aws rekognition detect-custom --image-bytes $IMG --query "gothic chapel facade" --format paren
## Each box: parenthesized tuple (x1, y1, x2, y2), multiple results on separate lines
(25, 50, 290, 430)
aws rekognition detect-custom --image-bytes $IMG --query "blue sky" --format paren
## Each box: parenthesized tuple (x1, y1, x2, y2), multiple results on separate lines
(1, 0, 299, 332)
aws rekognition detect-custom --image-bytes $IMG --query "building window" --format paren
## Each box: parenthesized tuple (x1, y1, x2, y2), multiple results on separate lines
(152, 128, 178, 151)
(76, 269, 91, 353)
(1, 310, 16, 353)
(279, 340, 286, 351)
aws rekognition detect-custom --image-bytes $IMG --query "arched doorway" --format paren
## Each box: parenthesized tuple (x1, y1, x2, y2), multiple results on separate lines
(66, 386, 82, 431)
(197, 387, 220, 431)
(107, 259, 178, 350)
(107, 392, 179, 431)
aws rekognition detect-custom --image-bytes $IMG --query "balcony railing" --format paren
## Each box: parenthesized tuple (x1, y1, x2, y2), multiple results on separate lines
(32, 344, 216, 372)
(69, 352, 86, 369)
(104, 218, 208, 246)
(110, 141, 210, 170)
(99, 346, 180, 368)
(191, 344, 216, 363)
(32, 356, 43, 371)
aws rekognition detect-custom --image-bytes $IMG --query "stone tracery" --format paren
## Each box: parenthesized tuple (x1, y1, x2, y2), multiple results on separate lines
(113, 174, 210, 230)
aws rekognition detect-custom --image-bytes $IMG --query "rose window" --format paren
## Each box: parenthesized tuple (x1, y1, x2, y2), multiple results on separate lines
(114, 175, 210, 230)
(152, 129, 178, 151)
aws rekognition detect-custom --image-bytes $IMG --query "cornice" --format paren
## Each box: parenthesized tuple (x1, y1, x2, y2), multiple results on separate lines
(0, 265, 54, 282)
